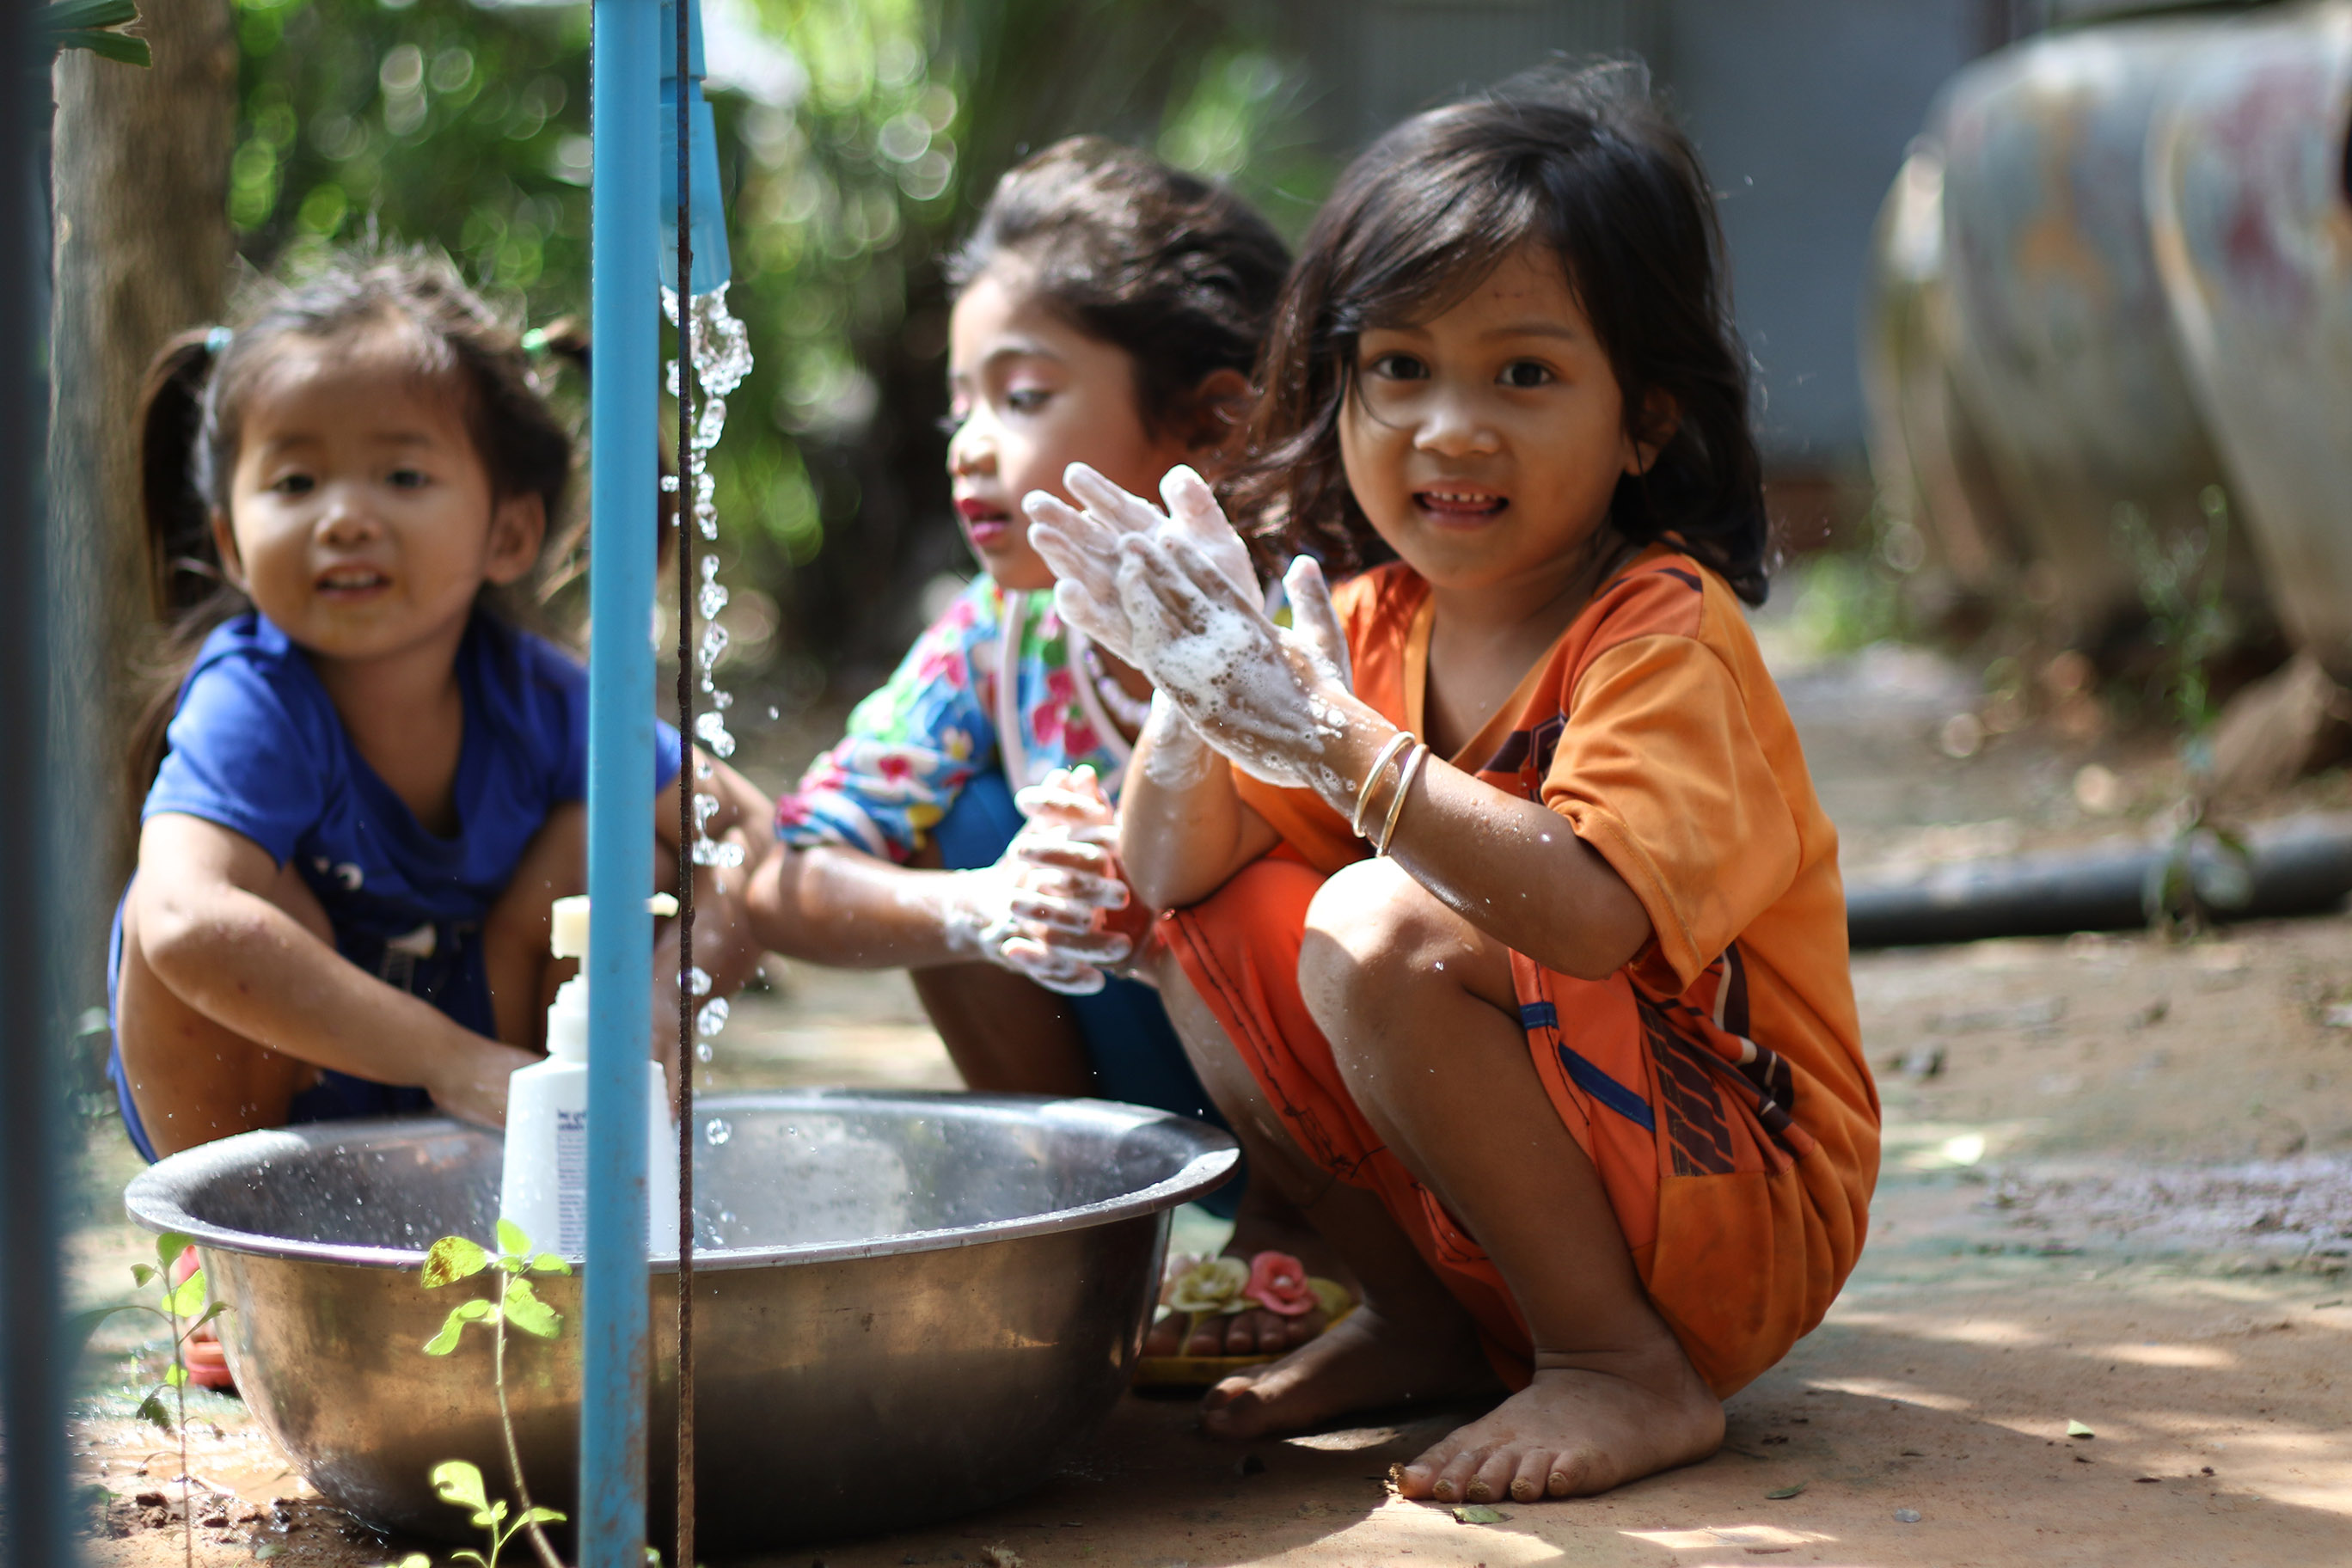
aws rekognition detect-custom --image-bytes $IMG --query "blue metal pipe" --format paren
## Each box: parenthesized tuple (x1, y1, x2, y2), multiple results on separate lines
(583, 1, 658, 1562)
(659, 0, 732, 296)
(4, 5, 73, 1559)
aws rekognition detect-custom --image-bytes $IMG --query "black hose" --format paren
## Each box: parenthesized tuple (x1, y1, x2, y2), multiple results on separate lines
(1846, 813, 2352, 948)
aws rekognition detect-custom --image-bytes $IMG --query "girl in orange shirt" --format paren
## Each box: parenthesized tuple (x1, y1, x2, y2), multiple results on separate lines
(1028, 64, 1878, 1506)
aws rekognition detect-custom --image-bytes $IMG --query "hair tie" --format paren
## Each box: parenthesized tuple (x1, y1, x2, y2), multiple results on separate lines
(205, 325, 233, 354)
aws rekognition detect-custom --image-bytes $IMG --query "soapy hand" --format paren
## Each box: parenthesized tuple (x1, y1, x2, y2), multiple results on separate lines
(1109, 529, 1361, 803)
(1027, 463, 1359, 800)
(1025, 463, 1259, 667)
(943, 766, 1142, 995)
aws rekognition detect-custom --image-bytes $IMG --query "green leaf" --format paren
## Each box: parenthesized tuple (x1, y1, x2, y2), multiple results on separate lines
(423, 1235, 490, 1288)
(501, 1276, 561, 1339)
(520, 1506, 567, 1526)
(430, 1459, 493, 1525)
(2067, 1419, 2096, 1439)
(1451, 1504, 1505, 1523)
(530, 1253, 572, 1276)
(168, 1270, 207, 1320)
(49, 0, 139, 28)
(423, 1298, 495, 1355)
(496, 1217, 530, 1258)
(1766, 1481, 1808, 1500)
(135, 1391, 172, 1432)
(163, 1360, 187, 1387)
(66, 1303, 136, 1362)
(385, 1555, 433, 1568)
(55, 28, 150, 65)
(155, 1232, 191, 1271)
(193, 1301, 231, 1329)
(130, 1264, 156, 1288)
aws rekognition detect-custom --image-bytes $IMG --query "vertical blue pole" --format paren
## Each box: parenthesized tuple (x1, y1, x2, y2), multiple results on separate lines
(584, 2, 657, 1564)
(4, 6, 73, 1561)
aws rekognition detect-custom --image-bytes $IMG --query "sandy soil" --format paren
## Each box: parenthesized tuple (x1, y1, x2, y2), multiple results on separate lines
(62, 639, 2352, 1567)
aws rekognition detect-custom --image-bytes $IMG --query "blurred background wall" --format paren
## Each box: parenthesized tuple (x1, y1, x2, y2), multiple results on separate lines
(73, 0, 2300, 714)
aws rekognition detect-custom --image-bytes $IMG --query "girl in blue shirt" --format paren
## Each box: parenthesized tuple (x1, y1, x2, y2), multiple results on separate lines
(113, 252, 770, 1161)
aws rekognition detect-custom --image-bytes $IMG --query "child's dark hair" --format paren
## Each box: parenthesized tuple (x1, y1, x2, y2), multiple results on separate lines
(1235, 62, 1772, 604)
(132, 248, 585, 793)
(947, 136, 1290, 441)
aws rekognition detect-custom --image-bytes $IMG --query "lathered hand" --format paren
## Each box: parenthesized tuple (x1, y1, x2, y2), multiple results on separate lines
(943, 766, 1136, 995)
(1110, 533, 1363, 806)
(1025, 462, 1258, 666)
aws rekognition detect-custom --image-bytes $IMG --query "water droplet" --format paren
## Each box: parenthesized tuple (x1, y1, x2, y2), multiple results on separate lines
(696, 997, 730, 1037)
(688, 965, 713, 997)
(694, 1040, 713, 1063)
(703, 1118, 732, 1146)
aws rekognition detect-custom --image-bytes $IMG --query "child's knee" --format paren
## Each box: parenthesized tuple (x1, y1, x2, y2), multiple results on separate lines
(1299, 859, 1457, 1019)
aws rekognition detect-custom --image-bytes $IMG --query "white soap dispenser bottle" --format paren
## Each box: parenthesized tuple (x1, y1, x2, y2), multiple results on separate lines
(499, 894, 680, 1259)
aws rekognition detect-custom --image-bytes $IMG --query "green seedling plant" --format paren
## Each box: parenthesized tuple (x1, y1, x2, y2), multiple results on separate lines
(383, 1220, 571, 1568)
(68, 1228, 230, 1568)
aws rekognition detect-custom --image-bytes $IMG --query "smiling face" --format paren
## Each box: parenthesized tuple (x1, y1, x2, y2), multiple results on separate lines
(1339, 242, 1659, 603)
(215, 329, 543, 668)
(944, 261, 1197, 592)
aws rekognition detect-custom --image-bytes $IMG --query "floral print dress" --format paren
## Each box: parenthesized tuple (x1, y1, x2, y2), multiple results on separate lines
(775, 576, 1136, 861)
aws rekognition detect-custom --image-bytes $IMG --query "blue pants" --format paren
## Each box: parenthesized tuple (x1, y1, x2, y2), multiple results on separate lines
(934, 772, 1240, 1216)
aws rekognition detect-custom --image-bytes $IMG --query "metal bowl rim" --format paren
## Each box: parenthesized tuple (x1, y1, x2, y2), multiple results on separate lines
(122, 1088, 1239, 1273)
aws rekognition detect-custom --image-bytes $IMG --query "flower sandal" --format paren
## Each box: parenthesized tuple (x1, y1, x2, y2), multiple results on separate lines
(1132, 1250, 1355, 1389)
(170, 1245, 236, 1393)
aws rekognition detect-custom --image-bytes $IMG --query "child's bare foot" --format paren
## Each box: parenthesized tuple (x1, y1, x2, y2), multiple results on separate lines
(1395, 1341, 1723, 1504)
(1197, 1304, 1495, 1439)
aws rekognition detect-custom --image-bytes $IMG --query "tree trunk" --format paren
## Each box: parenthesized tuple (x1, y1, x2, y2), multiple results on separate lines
(48, 1, 236, 1014)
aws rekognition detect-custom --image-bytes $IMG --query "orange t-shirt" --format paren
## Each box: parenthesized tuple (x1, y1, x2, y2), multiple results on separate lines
(1234, 548, 1877, 1210)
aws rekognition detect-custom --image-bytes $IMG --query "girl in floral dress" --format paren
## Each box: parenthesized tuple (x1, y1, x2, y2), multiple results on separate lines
(749, 141, 1297, 1276)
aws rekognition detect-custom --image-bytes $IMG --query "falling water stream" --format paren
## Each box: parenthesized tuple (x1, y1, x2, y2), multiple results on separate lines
(665, 282, 753, 1215)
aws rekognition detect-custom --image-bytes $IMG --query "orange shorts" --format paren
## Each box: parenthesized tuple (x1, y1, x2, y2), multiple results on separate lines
(1161, 857, 1862, 1397)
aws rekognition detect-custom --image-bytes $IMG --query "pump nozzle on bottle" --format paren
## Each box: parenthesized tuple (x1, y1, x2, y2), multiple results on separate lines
(500, 893, 683, 1257)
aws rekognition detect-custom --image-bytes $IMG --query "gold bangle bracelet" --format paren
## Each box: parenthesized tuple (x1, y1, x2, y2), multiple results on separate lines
(1375, 743, 1429, 856)
(1351, 731, 1417, 839)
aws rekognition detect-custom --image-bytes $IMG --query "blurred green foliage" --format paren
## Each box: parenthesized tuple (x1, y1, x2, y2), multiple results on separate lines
(228, 0, 1326, 689)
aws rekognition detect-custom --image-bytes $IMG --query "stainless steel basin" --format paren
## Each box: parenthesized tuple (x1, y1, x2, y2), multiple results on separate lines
(122, 1091, 1238, 1553)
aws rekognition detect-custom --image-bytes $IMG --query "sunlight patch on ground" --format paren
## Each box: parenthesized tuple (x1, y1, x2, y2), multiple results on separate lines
(2095, 1340, 2236, 1368)
(1624, 1522, 1838, 1550)
(1804, 1375, 1975, 1411)
(1283, 1425, 1406, 1453)
(1877, 1118, 2043, 1171)
(1822, 1307, 2051, 1344)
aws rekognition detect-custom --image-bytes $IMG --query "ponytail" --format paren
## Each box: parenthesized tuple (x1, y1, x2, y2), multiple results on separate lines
(530, 315, 683, 603)
(128, 328, 252, 803)
(138, 329, 231, 620)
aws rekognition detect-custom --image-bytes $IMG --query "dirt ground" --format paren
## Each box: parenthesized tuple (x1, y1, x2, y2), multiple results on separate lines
(62, 634, 2352, 1567)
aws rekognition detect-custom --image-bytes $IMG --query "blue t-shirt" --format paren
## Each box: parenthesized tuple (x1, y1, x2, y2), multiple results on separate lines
(109, 610, 682, 1160)
(144, 610, 682, 929)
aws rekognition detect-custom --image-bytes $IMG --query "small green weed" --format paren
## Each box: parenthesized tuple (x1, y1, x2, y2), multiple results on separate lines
(383, 1220, 572, 1568)
(69, 1228, 231, 1568)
